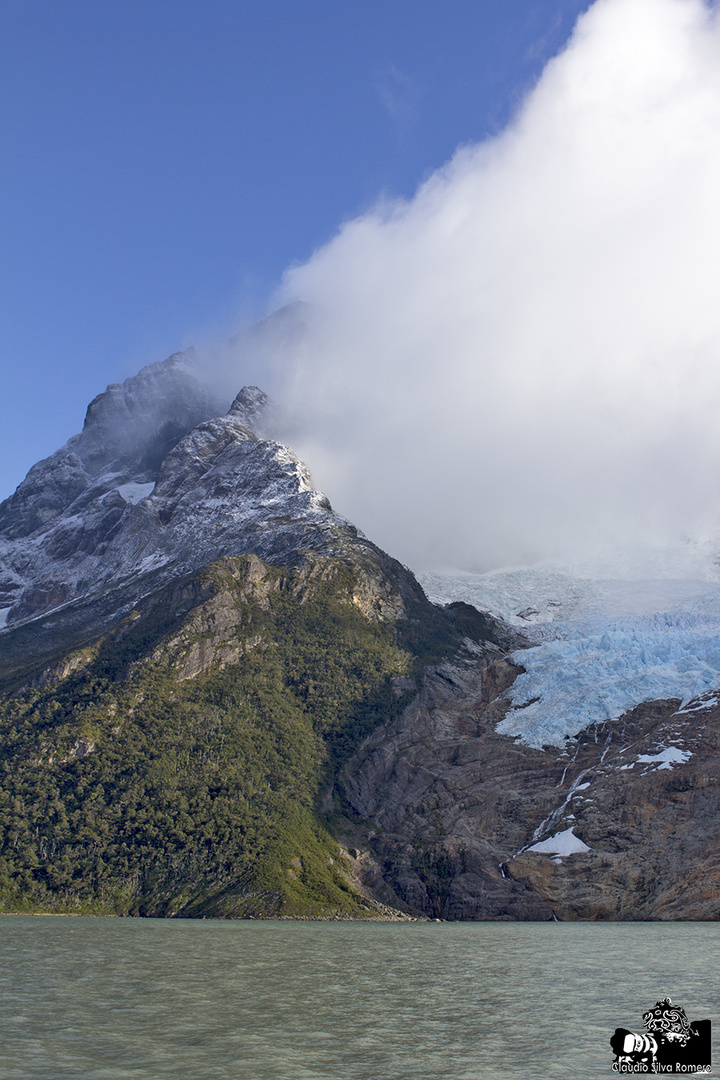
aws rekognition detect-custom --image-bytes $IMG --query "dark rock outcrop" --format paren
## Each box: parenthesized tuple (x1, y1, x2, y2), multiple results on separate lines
(334, 661, 720, 920)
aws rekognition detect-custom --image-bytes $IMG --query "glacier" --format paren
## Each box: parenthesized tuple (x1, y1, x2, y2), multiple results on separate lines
(421, 558, 720, 748)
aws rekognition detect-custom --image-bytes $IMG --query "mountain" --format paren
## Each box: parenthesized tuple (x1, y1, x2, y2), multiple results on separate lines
(0, 348, 718, 920)
(0, 350, 403, 682)
(0, 351, 514, 917)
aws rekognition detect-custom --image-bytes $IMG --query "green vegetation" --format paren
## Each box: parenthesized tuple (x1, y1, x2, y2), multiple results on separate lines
(0, 554, 418, 917)
(0, 551, 504, 918)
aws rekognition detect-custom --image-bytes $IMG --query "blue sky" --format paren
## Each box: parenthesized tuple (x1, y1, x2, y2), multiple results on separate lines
(0, 0, 592, 501)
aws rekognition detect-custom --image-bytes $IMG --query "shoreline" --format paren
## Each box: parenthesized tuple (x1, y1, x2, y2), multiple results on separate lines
(0, 910, 427, 921)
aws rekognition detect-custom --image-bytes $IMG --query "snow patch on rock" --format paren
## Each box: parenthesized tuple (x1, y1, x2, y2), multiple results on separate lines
(620, 746, 692, 771)
(117, 482, 155, 505)
(527, 826, 591, 857)
(675, 689, 720, 715)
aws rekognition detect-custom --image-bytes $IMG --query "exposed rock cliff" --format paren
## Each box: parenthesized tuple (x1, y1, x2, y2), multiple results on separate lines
(334, 656, 720, 920)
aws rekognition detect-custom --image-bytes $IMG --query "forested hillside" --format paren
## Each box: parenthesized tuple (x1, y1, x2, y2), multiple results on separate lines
(0, 551, 504, 917)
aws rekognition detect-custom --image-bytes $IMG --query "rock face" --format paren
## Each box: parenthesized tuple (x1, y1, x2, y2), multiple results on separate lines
(0, 353, 395, 680)
(334, 659, 720, 919)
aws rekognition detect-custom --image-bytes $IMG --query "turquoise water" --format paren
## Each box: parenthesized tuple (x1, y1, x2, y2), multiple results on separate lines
(0, 918, 716, 1079)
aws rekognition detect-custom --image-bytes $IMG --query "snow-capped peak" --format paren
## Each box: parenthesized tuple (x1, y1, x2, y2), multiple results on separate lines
(0, 355, 348, 638)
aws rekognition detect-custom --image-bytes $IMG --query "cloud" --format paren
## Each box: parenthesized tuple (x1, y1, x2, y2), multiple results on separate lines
(230, 0, 720, 573)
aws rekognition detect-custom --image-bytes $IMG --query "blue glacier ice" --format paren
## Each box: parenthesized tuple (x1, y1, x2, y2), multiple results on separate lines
(421, 557, 720, 748)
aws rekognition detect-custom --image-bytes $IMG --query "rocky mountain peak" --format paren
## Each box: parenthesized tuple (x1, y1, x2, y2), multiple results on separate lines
(228, 386, 269, 432)
(0, 350, 227, 538)
(78, 348, 227, 476)
(0, 351, 383, 672)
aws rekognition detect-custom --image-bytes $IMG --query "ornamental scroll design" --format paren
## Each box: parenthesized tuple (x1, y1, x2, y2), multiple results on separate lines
(642, 997, 693, 1046)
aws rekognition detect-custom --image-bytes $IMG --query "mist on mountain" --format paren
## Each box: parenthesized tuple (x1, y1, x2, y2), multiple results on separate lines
(214, 0, 720, 575)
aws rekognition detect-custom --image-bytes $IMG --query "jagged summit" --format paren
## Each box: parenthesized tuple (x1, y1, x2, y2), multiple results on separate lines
(0, 350, 225, 538)
(77, 349, 226, 475)
(228, 385, 269, 430)
(0, 351, 360, 661)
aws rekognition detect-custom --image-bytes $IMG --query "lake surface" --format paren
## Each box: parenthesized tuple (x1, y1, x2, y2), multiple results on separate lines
(0, 917, 716, 1079)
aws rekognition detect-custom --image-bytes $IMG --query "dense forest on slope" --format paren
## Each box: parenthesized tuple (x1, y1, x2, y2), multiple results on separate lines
(0, 552, 502, 918)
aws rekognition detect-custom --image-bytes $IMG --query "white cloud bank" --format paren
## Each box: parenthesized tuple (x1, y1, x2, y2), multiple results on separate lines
(232, 0, 720, 572)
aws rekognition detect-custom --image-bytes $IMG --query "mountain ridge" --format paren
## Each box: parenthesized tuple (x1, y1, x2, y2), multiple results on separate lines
(0, 352, 389, 676)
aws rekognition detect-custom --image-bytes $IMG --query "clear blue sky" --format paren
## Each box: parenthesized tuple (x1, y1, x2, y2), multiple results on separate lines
(0, 0, 592, 500)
